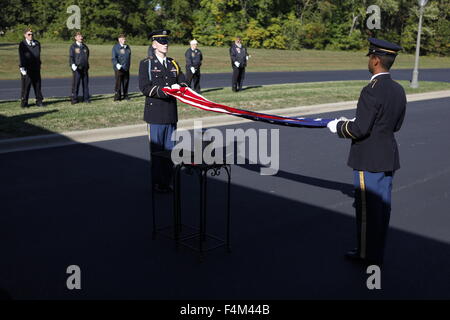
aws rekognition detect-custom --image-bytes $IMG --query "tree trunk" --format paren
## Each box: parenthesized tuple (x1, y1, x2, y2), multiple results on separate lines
(349, 13, 359, 36)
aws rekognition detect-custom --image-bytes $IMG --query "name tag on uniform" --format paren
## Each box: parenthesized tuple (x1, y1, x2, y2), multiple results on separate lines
(170, 68, 177, 72)
(75, 48, 80, 54)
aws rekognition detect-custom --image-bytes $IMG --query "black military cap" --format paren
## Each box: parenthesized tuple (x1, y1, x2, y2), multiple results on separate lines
(150, 29, 170, 44)
(367, 38, 402, 56)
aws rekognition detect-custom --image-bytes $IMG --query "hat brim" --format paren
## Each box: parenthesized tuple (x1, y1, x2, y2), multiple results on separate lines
(153, 38, 169, 44)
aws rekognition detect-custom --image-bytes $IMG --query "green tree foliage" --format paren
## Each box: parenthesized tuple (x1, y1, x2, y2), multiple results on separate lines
(0, 0, 448, 55)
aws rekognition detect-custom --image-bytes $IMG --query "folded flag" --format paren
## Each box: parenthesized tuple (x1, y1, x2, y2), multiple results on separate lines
(162, 87, 332, 128)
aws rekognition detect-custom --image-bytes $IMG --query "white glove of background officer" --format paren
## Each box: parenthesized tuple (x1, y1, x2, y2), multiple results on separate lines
(234, 61, 240, 68)
(19, 68, 27, 76)
(71, 64, 77, 72)
(116, 64, 122, 70)
(190, 67, 195, 74)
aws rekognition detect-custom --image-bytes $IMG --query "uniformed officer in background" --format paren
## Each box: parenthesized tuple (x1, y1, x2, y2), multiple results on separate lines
(18, 28, 44, 108)
(138, 29, 189, 193)
(184, 39, 203, 93)
(229, 36, 249, 92)
(69, 31, 90, 104)
(112, 33, 131, 101)
(327, 38, 406, 266)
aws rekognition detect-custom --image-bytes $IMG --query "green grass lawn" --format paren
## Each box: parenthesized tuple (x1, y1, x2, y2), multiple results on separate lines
(1, 42, 449, 80)
(1, 80, 449, 139)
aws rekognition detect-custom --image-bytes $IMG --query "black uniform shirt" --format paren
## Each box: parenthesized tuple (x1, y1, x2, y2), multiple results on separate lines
(69, 42, 90, 70)
(19, 39, 41, 71)
(337, 73, 406, 172)
(138, 55, 188, 124)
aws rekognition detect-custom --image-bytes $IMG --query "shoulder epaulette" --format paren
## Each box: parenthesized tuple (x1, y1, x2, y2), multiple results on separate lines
(370, 79, 378, 88)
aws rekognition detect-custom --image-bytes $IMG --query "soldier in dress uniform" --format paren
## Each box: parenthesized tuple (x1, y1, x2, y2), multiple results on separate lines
(184, 39, 203, 93)
(18, 27, 44, 108)
(112, 33, 131, 101)
(69, 31, 90, 104)
(138, 29, 189, 193)
(327, 38, 406, 266)
(229, 36, 249, 92)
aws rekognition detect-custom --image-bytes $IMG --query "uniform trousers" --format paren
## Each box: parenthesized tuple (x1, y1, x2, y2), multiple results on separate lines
(72, 69, 90, 102)
(21, 70, 43, 103)
(114, 69, 130, 100)
(148, 123, 176, 187)
(232, 66, 245, 91)
(353, 170, 393, 263)
(186, 68, 201, 93)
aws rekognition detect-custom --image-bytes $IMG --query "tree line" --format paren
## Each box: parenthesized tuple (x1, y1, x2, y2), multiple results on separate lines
(1, 0, 449, 55)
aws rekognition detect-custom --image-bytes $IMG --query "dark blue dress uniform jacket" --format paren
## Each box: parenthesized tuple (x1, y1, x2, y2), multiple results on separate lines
(138, 56, 188, 124)
(69, 42, 89, 70)
(337, 74, 406, 172)
(185, 48, 203, 69)
(112, 44, 131, 71)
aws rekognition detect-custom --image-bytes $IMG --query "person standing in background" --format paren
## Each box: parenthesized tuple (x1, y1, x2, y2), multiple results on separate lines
(69, 31, 90, 104)
(112, 33, 131, 101)
(18, 27, 44, 108)
(184, 39, 203, 93)
(229, 36, 249, 92)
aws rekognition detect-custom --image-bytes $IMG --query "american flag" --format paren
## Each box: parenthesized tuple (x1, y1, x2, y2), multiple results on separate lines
(162, 87, 332, 128)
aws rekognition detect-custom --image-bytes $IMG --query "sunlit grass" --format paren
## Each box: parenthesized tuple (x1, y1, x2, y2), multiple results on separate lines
(1, 42, 449, 80)
(1, 80, 449, 139)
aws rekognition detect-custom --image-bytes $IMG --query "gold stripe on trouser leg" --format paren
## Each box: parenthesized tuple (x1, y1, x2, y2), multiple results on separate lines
(359, 171, 367, 259)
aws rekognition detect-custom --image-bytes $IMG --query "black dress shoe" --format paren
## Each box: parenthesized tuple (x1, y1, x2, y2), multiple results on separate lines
(123, 96, 130, 101)
(345, 249, 363, 261)
(345, 249, 382, 266)
(20, 102, 29, 108)
(153, 184, 172, 193)
(36, 101, 44, 107)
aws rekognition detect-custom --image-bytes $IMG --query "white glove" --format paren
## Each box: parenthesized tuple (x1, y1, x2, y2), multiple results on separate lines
(327, 119, 339, 133)
(116, 64, 122, 70)
(71, 64, 77, 71)
(171, 84, 181, 90)
(190, 67, 195, 74)
(338, 116, 356, 122)
(20, 67, 27, 76)
(246, 55, 249, 61)
(234, 61, 240, 68)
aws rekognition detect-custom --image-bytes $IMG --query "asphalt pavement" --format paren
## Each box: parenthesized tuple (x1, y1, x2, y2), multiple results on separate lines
(1, 68, 449, 100)
(1, 96, 449, 299)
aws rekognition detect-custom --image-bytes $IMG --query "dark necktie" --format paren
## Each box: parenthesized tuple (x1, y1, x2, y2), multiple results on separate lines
(163, 59, 167, 69)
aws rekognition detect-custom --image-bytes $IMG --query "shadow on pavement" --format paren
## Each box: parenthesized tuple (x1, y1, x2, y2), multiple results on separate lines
(1, 135, 450, 299)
